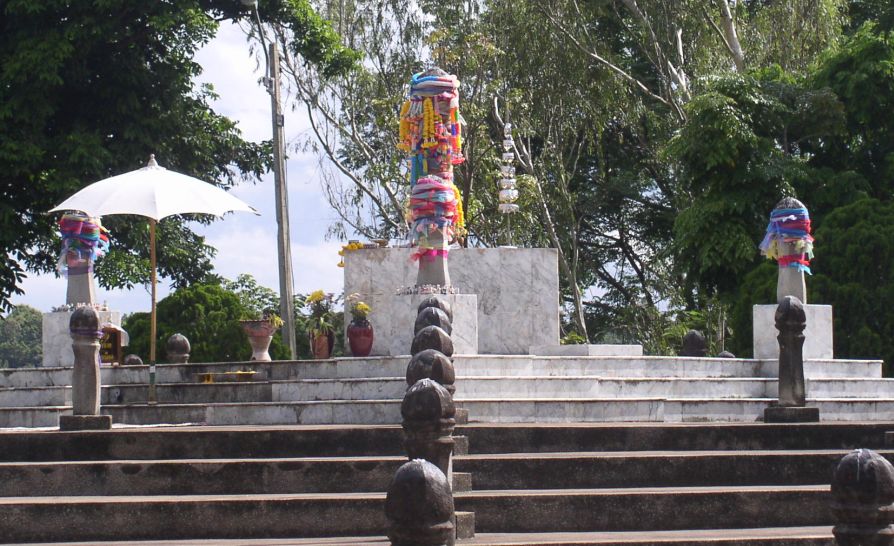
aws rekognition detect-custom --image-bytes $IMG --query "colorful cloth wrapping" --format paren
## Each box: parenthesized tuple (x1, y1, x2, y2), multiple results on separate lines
(57, 213, 110, 274)
(398, 70, 465, 260)
(759, 207, 814, 274)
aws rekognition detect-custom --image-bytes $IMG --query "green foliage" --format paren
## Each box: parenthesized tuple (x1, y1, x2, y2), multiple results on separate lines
(811, 198, 894, 373)
(0, 0, 357, 313)
(123, 282, 288, 363)
(0, 305, 42, 368)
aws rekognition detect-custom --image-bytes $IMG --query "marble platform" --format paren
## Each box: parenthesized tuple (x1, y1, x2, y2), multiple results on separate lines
(531, 344, 644, 357)
(752, 304, 833, 360)
(344, 247, 559, 354)
(42, 310, 122, 367)
(360, 293, 478, 356)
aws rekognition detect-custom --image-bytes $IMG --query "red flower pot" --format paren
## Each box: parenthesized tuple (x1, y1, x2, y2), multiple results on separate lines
(347, 320, 374, 357)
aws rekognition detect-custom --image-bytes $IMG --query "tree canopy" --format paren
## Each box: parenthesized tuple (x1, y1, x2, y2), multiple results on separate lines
(0, 0, 357, 312)
(0, 304, 42, 368)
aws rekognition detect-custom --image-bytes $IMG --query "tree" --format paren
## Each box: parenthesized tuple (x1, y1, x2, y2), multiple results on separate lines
(124, 280, 289, 363)
(0, 305, 42, 368)
(0, 0, 358, 312)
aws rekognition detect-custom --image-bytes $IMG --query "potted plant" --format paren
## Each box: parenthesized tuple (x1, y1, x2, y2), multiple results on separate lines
(346, 293, 373, 357)
(304, 290, 336, 359)
(239, 311, 283, 362)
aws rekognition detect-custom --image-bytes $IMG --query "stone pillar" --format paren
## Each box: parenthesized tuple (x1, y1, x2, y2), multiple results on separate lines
(402, 378, 455, 477)
(385, 459, 455, 546)
(412, 326, 455, 358)
(59, 307, 112, 431)
(763, 197, 811, 304)
(764, 296, 819, 422)
(417, 230, 450, 287)
(397, 68, 465, 290)
(166, 333, 191, 363)
(831, 449, 894, 546)
(66, 264, 96, 306)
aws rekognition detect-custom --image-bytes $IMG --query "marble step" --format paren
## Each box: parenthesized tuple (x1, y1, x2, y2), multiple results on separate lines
(5, 376, 894, 408)
(0, 449, 877, 497)
(0, 485, 831, 542)
(4, 397, 894, 427)
(2, 423, 887, 462)
(0, 356, 882, 389)
(5, 528, 837, 546)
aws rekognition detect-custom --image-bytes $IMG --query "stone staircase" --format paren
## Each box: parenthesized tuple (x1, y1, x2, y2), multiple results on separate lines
(0, 355, 889, 427)
(1, 421, 891, 544)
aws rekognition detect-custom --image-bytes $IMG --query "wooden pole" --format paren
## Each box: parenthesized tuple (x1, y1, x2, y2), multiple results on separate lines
(149, 219, 157, 363)
(149, 218, 157, 403)
(269, 41, 297, 359)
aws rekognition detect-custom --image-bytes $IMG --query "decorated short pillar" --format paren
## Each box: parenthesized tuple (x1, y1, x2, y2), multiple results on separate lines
(398, 68, 465, 289)
(760, 197, 812, 304)
(59, 306, 112, 430)
(57, 213, 110, 305)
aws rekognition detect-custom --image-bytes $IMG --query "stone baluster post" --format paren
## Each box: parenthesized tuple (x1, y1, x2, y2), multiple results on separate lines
(386, 459, 455, 546)
(764, 296, 819, 422)
(831, 449, 894, 545)
(59, 306, 112, 430)
(402, 378, 455, 477)
(166, 333, 191, 364)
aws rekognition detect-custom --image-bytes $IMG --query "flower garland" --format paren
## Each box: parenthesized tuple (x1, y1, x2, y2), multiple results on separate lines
(57, 213, 110, 274)
(396, 68, 465, 261)
(759, 206, 814, 273)
(337, 241, 364, 268)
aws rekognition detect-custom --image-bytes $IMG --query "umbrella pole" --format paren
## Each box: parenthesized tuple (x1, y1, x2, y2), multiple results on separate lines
(149, 219, 158, 403)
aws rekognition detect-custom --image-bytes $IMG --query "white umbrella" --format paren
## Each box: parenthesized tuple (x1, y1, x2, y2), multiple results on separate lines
(50, 155, 259, 364)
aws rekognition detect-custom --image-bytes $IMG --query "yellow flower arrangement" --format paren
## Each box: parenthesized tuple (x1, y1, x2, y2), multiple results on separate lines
(346, 292, 372, 323)
(306, 289, 326, 304)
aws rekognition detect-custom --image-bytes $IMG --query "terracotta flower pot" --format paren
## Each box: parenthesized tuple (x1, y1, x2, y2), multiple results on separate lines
(347, 320, 374, 357)
(310, 331, 334, 359)
(240, 320, 279, 362)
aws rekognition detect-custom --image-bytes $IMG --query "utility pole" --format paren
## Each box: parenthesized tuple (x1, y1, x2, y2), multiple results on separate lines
(267, 41, 297, 360)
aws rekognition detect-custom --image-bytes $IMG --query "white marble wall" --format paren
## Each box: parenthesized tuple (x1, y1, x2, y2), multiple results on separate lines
(360, 293, 478, 356)
(753, 304, 833, 360)
(344, 247, 559, 355)
(42, 311, 122, 367)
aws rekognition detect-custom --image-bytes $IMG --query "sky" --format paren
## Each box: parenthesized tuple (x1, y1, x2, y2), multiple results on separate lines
(12, 22, 346, 315)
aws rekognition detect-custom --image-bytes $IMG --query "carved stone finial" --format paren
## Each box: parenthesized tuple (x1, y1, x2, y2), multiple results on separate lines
(418, 297, 453, 323)
(775, 196, 806, 211)
(123, 354, 143, 366)
(415, 306, 453, 336)
(412, 326, 455, 358)
(680, 330, 707, 357)
(166, 333, 191, 364)
(831, 449, 894, 545)
(407, 349, 456, 395)
(385, 459, 455, 546)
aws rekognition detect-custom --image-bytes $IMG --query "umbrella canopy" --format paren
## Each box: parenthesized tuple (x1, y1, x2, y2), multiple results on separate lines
(50, 155, 259, 375)
(50, 155, 258, 220)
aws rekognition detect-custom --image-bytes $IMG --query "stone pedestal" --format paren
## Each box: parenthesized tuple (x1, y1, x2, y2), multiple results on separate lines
(753, 304, 833, 359)
(366, 294, 477, 356)
(763, 406, 820, 423)
(59, 414, 112, 431)
(344, 248, 559, 354)
(42, 311, 122, 367)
